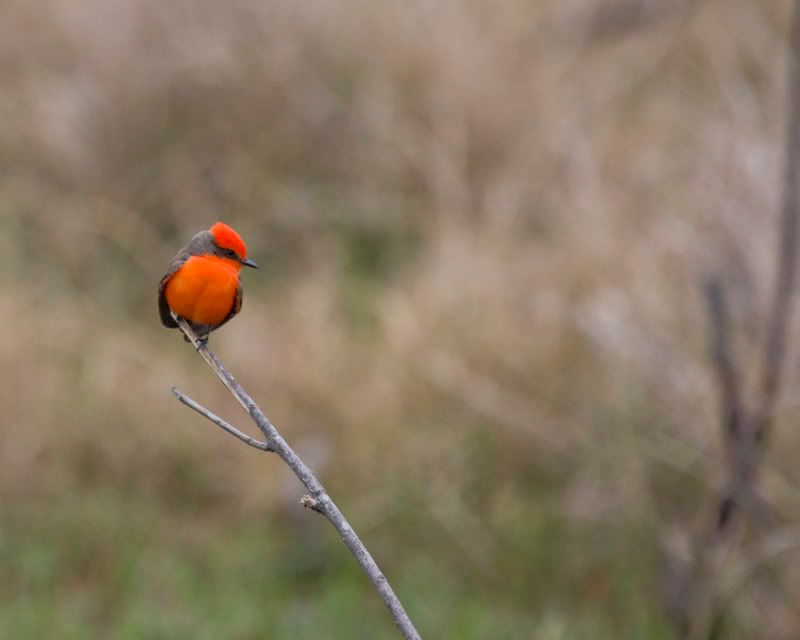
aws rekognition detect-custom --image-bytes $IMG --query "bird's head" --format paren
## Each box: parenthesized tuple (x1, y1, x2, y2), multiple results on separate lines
(209, 222, 258, 269)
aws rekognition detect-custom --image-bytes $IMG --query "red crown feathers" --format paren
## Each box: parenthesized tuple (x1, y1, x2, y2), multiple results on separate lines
(209, 222, 248, 258)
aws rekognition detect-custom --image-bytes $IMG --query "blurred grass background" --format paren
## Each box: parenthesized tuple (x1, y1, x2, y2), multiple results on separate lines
(1, 0, 799, 637)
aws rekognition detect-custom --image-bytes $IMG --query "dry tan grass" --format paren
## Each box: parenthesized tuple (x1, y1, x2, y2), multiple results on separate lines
(2, 0, 799, 635)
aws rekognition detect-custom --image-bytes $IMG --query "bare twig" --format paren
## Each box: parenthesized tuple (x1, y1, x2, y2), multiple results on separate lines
(704, 280, 744, 446)
(756, 0, 800, 438)
(171, 386, 270, 451)
(704, 279, 747, 534)
(707, 0, 800, 540)
(171, 316, 422, 640)
(672, 4, 800, 636)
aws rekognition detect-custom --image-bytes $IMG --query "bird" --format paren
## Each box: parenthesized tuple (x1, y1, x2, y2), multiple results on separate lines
(159, 222, 258, 344)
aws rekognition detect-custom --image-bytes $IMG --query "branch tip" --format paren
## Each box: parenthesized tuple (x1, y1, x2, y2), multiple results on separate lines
(171, 388, 270, 452)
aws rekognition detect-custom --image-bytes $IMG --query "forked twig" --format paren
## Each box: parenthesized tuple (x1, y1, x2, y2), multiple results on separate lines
(171, 387, 270, 451)
(672, 3, 800, 637)
(705, 0, 800, 539)
(170, 316, 422, 640)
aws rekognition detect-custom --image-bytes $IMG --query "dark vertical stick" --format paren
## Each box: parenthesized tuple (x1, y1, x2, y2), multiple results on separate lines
(705, 280, 744, 446)
(704, 280, 746, 533)
(757, 0, 800, 435)
(672, 6, 800, 636)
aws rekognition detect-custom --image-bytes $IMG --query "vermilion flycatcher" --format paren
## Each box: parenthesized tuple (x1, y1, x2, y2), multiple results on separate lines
(159, 222, 257, 343)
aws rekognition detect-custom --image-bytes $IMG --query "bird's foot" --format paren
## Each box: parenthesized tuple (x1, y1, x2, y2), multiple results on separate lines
(181, 329, 208, 349)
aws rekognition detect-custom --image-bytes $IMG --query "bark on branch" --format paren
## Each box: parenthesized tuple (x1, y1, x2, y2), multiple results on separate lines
(170, 316, 422, 640)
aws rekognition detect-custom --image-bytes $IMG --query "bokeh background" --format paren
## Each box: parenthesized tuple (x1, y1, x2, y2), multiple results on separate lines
(2, 0, 799, 638)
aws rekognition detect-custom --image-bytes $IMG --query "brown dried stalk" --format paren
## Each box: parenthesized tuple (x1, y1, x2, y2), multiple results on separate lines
(670, 3, 800, 637)
(709, 0, 800, 541)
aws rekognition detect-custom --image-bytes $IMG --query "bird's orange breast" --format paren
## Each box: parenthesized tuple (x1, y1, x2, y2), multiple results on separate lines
(164, 255, 241, 326)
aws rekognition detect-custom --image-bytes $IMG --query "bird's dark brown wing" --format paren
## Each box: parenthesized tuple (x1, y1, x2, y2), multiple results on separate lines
(158, 271, 181, 328)
(158, 254, 190, 328)
(158, 230, 215, 328)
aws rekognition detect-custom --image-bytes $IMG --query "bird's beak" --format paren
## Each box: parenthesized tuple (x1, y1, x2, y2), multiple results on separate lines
(240, 257, 258, 269)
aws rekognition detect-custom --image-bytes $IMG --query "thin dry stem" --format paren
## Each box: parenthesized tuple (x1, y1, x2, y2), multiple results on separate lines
(756, 0, 800, 437)
(171, 316, 422, 640)
(171, 386, 270, 451)
(710, 0, 800, 539)
(676, 3, 800, 636)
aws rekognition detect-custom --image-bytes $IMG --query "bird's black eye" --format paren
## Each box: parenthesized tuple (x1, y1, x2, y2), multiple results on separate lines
(224, 248, 237, 258)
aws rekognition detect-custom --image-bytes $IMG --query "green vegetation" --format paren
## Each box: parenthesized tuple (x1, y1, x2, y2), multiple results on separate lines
(0, 491, 674, 639)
